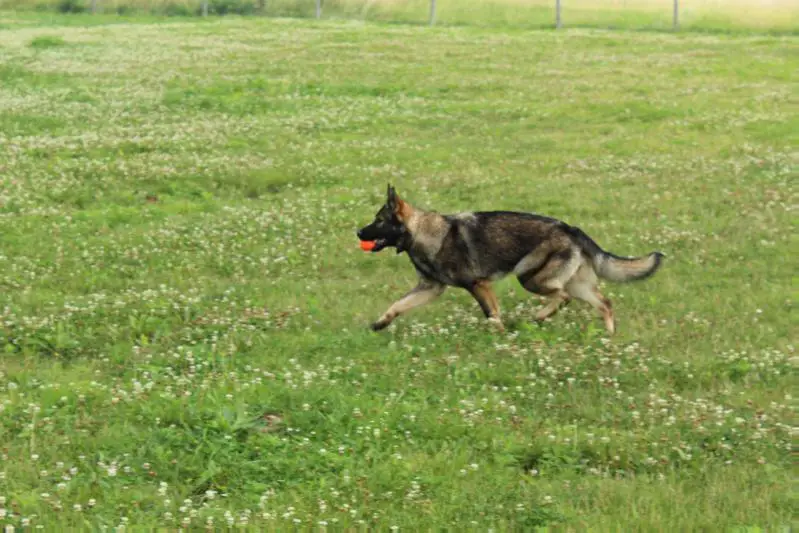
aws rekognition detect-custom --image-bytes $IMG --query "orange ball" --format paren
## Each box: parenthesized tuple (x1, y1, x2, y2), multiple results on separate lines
(359, 240, 376, 251)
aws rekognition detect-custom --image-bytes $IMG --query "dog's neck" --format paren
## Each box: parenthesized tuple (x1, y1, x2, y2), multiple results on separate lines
(402, 209, 448, 258)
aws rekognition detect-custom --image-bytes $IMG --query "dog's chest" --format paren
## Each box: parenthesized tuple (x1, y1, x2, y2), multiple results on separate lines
(407, 248, 469, 287)
(408, 252, 445, 282)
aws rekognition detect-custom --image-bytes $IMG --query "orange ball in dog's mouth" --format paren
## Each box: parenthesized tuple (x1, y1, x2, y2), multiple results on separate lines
(359, 240, 376, 251)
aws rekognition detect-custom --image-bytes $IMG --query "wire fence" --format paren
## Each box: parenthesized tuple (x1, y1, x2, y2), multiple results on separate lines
(69, 0, 689, 30)
(232, 0, 676, 29)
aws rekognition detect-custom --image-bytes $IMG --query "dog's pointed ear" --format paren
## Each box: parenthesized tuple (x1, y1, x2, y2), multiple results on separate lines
(387, 185, 412, 221)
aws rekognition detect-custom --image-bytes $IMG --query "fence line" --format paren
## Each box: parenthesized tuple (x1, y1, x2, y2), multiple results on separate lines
(92, 0, 683, 30)
(555, 0, 561, 29)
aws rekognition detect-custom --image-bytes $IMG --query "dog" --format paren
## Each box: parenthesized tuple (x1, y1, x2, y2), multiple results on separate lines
(356, 185, 664, 335)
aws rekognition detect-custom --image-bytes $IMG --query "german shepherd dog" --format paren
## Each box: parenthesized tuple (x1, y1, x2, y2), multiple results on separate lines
(357, 185, 664, 335)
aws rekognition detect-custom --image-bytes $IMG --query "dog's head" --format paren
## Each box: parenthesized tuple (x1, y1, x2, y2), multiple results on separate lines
(357, 184, 412, 253)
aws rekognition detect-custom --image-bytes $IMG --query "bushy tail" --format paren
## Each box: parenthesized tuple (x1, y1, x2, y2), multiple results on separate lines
(593, 251, 664, 282)
(566, 225, 664, 283)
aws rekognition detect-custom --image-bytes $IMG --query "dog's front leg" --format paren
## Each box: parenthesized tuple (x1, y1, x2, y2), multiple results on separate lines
(371, 280, 446, 331)
(468, 279, 505, 332)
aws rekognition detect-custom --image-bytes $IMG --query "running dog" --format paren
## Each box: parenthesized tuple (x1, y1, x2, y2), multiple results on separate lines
(357, 185, 664, 334)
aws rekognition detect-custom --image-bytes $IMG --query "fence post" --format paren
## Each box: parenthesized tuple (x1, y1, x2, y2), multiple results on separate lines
(201, 0, 208, 16)
(555, 0, 561, 29)
(316, 0, 321, 19)
(672, 0, 678, 29)
(429, 0, 436, 26)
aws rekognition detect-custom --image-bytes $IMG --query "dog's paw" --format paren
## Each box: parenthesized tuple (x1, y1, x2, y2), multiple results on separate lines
(487, 316, 506, 333)
(370, 320, 389, 331)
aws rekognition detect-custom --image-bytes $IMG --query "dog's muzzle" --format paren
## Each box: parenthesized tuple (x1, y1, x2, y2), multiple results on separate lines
(357, 228, 389, 253)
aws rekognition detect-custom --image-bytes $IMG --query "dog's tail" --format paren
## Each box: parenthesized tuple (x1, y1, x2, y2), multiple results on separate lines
(567, 226, 664, 283)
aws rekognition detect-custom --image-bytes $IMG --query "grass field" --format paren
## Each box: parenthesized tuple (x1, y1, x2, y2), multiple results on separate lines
(0, 13, 797, 531)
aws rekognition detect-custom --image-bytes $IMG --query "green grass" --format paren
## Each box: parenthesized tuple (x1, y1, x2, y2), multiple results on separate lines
(0, 13, 796, 531)
(28, 33, 66, 46)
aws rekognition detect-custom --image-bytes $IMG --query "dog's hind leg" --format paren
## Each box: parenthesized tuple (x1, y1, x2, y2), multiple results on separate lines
(517, 247, 580, 324)
(565, 269, 615, 335)
(468, 279, 504, 331)
(371, 280, 446, 331)
(534, 291, 570, 321)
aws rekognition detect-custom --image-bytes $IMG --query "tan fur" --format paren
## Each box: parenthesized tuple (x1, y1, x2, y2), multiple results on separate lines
(394, 196, 414, 223)
(372, 280, 446, 331)
(405, 210, 448, 259)
(564, 266, 616, 334)
(595, 252, 661, 282)
(470, 279, 504, 330)
(535, 291, 570, 321)
(512, 243, 556, 277)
